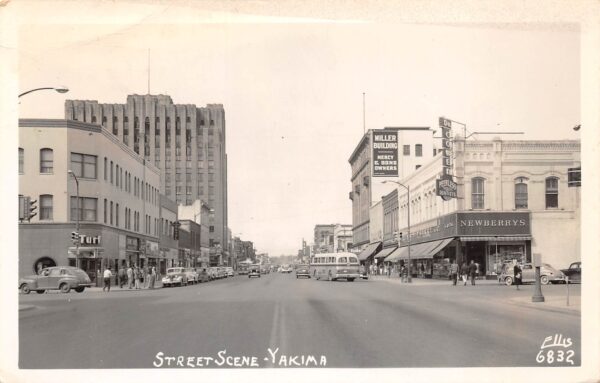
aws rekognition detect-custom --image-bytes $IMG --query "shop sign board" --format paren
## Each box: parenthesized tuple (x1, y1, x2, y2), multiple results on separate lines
(437, 117, 458, 200)
(457, 212, 531, 236)
(372, 130, 398, 177)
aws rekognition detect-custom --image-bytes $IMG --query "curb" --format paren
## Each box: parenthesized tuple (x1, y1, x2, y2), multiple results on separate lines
(508, 298, 580, 316)
(19, 305, 36, 312)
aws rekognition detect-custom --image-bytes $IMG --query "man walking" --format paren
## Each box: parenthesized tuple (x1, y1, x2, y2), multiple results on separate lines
(460, 262, 469, 286)
(134, 266, 141, 289)
(102, 266, 112, 292)
(469, 260, 477, 285)
(450, 260, 459, 285)
(118, 266, 126, 288)
(127, 265, 134, 289)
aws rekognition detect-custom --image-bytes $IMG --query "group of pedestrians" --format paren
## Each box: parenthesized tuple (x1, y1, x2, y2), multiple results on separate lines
(449, 259, 523, 289)
(102, 264, 159, 292)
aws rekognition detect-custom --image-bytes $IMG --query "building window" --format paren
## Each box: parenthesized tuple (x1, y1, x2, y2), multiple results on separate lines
(200, 119, 205, 126)
(515, 177, 528, 209)
(186, 186, 192, 195)
(415, 144, 423, 157)
(209, 225, 214, 233)
(104, 199, 107, 223)
(112, 116, 118, 135)
(91, 115, 97, 124)
(403, 145, 410, 156)
(71, 153, 97, 179)
(110, 161, 114, 183)
(110, 201, 113, 225)
(19, 148, 24, 173)
(545, 177, 559, 209)
(102, 116, 107, 126)
(116, 203, 119, 227)
(39, 194, 53, 220)
(40, 148, 53, 173)
(70, 197, 97, 222)
(104, 157, 107, 180)
(210, 119, 214, 126)
(471, 177, 485, 209)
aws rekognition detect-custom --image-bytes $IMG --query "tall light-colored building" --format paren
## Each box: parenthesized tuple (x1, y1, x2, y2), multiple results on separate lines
(19, 119, 161, 281)
(64, 94, 229, 261)
(333, 224, 353, 252)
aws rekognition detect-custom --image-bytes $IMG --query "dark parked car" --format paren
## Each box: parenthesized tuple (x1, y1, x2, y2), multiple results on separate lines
(248, 267, 261, 278)
(561, 262, 581, 283)
(19, 266, 92, 294)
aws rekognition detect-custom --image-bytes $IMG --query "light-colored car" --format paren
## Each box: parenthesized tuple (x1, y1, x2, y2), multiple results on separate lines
(19, 266, 92, 294)
(225, 267, 234, 277)
(184, 268, 198, 284)
(280, 265, 292, 273)
(248, 266, 261, 278)
(207, 267, 218, 280)
(501, 262, 565, 285)
(162, 267, 188, 287)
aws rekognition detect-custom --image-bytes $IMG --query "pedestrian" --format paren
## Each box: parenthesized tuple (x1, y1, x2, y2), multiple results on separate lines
(400, 265, 408, 283)
(450, 260, 459, 286)
(387, 264, 391, 278)
(149, 266, 156, 289)
(127, 265, 134, 289)
(513, 260, 522, 290)
(142, 266, 148, 288)
(134, 266, 141, 289)
(469, 260, 477, 285)
(460, 262, 469, 286)
(420, 263, 425, 278)
(103, 266, 112, 292)
(118, 266, 126, 288)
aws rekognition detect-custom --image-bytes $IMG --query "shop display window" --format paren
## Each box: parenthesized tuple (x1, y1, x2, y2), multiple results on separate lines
(487, 244, 525, 275)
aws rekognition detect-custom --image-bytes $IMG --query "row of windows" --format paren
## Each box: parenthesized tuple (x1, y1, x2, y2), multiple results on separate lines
(403, 144, 423, 157)
(470, 176, 559, 210)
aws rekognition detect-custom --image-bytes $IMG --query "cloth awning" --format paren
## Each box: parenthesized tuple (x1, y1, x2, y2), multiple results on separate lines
(358, 241, 382, 261)
(390, 237, 456, 261)
(460, 236, 531, 242)
(374, 246, 396, 260)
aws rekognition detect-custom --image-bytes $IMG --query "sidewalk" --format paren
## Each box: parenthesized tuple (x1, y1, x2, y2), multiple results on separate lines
(86, 280, 164, 293)
(368, 274, 500, 285)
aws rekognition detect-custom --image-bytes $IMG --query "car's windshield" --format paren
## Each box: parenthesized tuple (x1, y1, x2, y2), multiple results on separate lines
(167, 268, 183, 273)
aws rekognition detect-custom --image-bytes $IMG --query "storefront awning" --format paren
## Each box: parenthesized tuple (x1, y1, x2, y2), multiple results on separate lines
(389, 237, 456, 261)
(460, 236, 531, 242)
(374, 246, 396, 260)
(358, 241, 382, 261)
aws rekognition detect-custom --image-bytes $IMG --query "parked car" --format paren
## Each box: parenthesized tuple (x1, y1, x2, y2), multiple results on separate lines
(162, 267, 188, 287)
(195, 268, 210, 283)
(295, 265, 311, 279)
(207, 267, 218, 280)
(500, 262, 565, 286)
(561, 262, 581, 283)
(184, 268, 198, 284)
(217, 267, 227, 279)
(280, 264, 292, 273)
(248, 266, 261, 278)
(225, 267, 234, 277)
(19, 266, 92, 294)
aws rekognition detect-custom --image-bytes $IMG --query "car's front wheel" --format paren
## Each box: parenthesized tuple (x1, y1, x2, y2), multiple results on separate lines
(36, 290, 45, 294)
(540, 275, 549, 285)
(504, 276, 513, 286)
(60, 283, 71, 293)
(75, 287, 85, 293)
(20, 284, 31, 294)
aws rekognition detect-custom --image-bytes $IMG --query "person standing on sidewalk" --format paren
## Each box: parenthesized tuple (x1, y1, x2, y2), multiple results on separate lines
(469, 260, 477, 285)
(134, 266, 141, 289)
(102, 266, 112, 292)
(118, 267, 126, 289)
(513, 260, 522, 290)
(149, 266, 156, 289)
(450, 260, 459, 285)
(460, 262, 469, 286)
(127, 265, 134, 289)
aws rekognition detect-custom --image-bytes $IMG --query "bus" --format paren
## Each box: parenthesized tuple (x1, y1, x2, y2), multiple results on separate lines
(310, 252, 361, 282)
(237, 263, 249, 275)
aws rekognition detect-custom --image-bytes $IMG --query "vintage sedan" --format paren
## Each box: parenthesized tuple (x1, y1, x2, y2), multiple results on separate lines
(501, 262, 565, 285)
(561, 262, 581, 283)
(162, 267, 188, 287)
(295, 265, 311, 279)
(19, 266, 92, 294)
(248, 267, 261, 278)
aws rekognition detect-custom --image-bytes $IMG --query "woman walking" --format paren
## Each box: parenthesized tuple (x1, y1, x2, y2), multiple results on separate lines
(513, 260, 522, 290)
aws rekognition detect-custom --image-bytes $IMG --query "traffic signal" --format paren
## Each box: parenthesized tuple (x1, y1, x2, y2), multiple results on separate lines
(393, 231, 403, 242)
(28, 198, 37, 221)
(71, 231, 80, 245)
(172, 221, 180, 240)
(19, 195, 26, 221)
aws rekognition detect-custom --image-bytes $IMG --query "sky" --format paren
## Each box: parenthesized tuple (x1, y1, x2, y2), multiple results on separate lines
(14, 7, 582, 257)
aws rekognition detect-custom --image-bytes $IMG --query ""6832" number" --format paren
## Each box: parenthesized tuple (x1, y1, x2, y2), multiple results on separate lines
(536, 349, 574, 365)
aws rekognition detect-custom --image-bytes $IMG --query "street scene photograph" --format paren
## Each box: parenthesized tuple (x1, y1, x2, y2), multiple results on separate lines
(2, 2, 599, 383)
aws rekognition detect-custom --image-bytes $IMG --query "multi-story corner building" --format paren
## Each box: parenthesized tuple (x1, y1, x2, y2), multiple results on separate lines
(383, 136, 581, 278)
(333, 224, 353, 252)
(313, 224, 335, 254)
(19, 119, 161, 282)
(64, 94, 229, 262)
(348, 127, 435, 252)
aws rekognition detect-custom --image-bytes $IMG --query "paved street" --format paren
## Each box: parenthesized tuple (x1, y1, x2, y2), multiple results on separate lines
(19, 272, 580, 369)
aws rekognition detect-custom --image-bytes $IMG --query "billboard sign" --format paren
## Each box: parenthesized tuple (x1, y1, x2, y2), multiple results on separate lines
(372, 130, 398, 177)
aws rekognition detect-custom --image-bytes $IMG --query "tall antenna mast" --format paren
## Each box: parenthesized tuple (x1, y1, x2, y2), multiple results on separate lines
(362, 92, 366, 134)
(147, 49, 150, 94)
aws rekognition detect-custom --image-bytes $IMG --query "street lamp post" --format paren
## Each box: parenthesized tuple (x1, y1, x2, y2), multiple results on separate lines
(383, 180, 412, 283)
(19, 87, 69, 98)
(68, 170, 80, 268)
